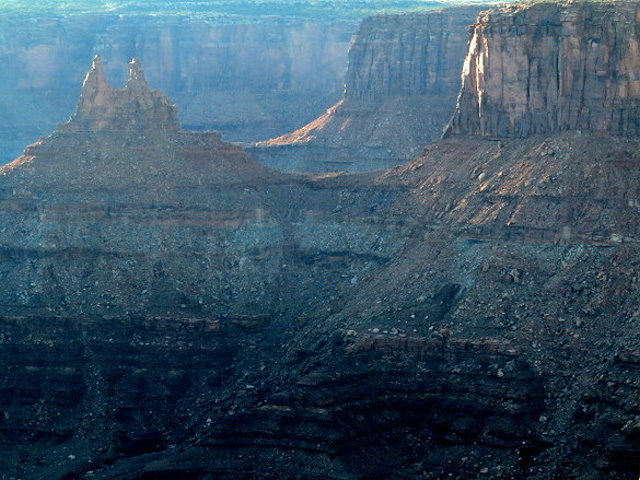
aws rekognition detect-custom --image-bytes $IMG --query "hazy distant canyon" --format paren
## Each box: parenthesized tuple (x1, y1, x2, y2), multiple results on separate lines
(0, 13, 356, 162)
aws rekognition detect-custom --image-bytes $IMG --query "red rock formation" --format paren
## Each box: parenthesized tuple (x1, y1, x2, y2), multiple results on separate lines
(69, 55, 179, 132)
(253, 7, 483, 172)
(447, 2, 640, 138)
(3, 6, 640, 480)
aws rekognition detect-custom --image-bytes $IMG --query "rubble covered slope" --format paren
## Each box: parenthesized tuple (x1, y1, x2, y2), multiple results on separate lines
(1, 2, 640, 480)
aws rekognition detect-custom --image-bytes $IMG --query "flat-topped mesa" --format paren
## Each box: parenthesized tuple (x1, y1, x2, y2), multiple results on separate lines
(67, 55, 179, 132)
(344, 8, 482, 103)
(446, 1, 640, 138)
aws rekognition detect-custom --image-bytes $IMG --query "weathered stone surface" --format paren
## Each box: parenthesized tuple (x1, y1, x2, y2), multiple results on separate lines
(447, 1, 640, 138)
(4, 7, 640, 479)
(5, 126, 640, 479)
(252, 7, 483, 172)
(0, 59, 409, 323)
(344, 10, 477, 101)
(69, 56, 179, 132)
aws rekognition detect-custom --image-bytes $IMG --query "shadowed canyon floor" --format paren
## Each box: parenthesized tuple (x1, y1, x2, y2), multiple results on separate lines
(2, 2, 640, 480)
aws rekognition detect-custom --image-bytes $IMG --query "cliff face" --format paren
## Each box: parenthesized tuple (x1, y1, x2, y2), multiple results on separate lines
(447, 2, 640, 138)
(253, 7, 483, 172)
(0, 14, 354, 162)
(344, 11, 473, 101)
(4, 6, 640, 479)
(95, 17, 353, 138)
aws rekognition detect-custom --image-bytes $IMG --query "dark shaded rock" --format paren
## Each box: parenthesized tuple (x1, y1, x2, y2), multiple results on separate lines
(4, 8, 640, 479)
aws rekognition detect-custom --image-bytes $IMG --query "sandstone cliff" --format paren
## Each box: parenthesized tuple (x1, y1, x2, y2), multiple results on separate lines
(447, 1, 640, 137)
(253, 7, 483, 172)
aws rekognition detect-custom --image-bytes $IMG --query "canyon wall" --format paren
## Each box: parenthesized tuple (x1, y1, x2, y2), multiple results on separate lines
(3, 3, 640, 479)
(253, 6, 483, 172)
(344, 10, 474, 101)
(447, 2, 640, 138)
(0, 13, 354, 163)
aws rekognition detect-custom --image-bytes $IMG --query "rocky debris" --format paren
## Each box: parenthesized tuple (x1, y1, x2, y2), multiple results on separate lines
(447, 1, 640, 138)
(252, 7, 484, 172)
(3, 125, 640, 479)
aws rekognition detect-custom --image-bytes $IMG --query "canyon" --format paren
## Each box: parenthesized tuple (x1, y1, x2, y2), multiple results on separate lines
(0, 11, 355, 163)
(1, 2, 640, 480)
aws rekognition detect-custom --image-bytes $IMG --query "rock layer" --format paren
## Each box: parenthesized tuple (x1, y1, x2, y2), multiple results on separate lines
(0, 60, 405, 322)
(4, 6, 640, 479)
(447, 1, 640, 138)
(4, 125, 640, 479)
(253, 7, 483, 172)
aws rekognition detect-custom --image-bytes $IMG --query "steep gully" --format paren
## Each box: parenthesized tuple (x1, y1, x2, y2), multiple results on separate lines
(2, 2, 640, 479)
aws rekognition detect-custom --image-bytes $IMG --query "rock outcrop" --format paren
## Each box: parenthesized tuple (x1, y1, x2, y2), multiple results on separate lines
(69, 56, 179, 132)
(0, 57, 405, 322)
(252, 7, 483, 172)
(4, 4, 640, 479)
(447, 1, 640, 138)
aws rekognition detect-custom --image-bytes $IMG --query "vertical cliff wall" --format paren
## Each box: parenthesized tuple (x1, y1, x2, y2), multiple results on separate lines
(344, 11, 472, 101)
(253, 6, 484, 172)
(447, 2, 640, 138)
(95, 17, 354, 137)
(0, 13, 355, 163)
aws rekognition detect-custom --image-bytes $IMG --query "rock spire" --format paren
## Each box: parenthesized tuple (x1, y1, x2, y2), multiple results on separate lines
(68, 56, 179, 132)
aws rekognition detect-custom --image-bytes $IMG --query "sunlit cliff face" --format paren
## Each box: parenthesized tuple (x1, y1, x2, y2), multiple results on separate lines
(70, 55, 179, 132)
(448, 2, 640, 138)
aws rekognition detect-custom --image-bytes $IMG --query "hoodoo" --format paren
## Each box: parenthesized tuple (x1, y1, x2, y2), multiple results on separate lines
(69, 55, 179, 132)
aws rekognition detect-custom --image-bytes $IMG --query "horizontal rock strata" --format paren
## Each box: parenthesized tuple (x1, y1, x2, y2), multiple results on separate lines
(4, 6, 640, 476)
